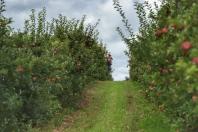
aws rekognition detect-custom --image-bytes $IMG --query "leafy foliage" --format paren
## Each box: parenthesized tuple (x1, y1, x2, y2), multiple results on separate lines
(0, 0, 112, 131)
(114, 0, 198, 131)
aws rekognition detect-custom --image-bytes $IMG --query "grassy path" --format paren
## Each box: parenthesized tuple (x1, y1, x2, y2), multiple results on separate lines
(36, 81, 174, 132)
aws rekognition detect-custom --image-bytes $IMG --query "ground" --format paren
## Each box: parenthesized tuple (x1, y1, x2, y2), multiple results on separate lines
(34, 81, 175, 132)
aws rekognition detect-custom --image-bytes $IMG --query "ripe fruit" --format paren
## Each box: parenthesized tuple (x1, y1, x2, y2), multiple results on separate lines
(181, 41, 192, 54)
(161, 27, 168, 33)
(192, 57, 198, 65)
(155, 27, 168, 37)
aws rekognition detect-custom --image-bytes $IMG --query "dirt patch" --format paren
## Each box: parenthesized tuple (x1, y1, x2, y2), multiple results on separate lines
(126, 92, 134, 110)
(127, 94, 133, 105)
(77, 91, 92, 109)
(124, 86, 139, 132)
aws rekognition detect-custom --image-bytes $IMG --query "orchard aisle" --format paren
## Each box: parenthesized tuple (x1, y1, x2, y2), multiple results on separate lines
(48, 81, 173, 132)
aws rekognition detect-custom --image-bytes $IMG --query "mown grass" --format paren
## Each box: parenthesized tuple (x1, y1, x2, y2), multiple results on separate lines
(32, 81, 175, 132)
(125, 82, 175, 132)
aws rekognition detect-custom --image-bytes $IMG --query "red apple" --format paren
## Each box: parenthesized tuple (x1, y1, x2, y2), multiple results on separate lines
(181, 41, 192, 53)
(155, 27, 168, 37)
(161, 27, 168, 33)
(192, 57, 198, 65)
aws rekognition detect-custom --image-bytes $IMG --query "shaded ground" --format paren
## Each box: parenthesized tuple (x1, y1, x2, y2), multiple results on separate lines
(34, 81, 174, 132)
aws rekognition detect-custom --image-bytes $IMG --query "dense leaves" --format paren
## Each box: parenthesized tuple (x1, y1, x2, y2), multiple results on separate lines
(114, 0, 198, 131)
(0, 1, 112, 131)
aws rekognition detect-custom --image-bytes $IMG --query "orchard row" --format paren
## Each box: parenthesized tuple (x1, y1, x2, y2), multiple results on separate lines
(114, 0, 198, 131)
(0, 1, 112, 131)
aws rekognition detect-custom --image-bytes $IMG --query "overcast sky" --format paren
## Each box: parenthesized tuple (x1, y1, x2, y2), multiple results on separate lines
(4, 0, 158, 80)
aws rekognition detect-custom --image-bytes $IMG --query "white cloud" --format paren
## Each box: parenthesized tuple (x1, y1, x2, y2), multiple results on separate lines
(112, 66, 129, 81)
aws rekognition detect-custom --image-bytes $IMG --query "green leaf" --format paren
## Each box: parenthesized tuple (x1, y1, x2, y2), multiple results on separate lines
(190, 49, 198, 58)
(0, 68, 8, 75)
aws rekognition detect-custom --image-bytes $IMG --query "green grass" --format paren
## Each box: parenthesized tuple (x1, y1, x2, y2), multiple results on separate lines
(126, 82, 174, 132)
(33, 81, 175, 132)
